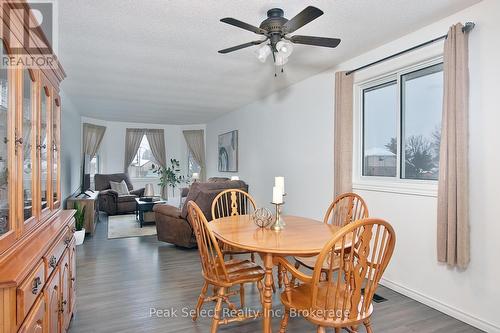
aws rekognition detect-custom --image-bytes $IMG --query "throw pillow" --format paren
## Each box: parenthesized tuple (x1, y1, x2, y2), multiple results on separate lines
(110, 180, 130, 195)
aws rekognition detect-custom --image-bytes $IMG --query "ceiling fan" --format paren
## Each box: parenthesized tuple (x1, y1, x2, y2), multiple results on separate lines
(218, 6, 341, 68)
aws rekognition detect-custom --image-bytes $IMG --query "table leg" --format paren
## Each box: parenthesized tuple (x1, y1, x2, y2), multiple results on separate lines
(139, 210, 144, 228)
(262, 253, 274, 333)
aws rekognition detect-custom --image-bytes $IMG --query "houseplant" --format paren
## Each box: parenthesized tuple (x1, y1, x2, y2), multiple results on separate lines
(74, 202, 86, 245)
(154, 158, 185, 199)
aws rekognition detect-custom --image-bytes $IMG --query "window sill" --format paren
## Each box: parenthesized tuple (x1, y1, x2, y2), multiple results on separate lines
(352, 180, 438, 197)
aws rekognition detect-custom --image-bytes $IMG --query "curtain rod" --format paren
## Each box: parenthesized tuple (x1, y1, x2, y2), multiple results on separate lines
(345, 22, 475, 76)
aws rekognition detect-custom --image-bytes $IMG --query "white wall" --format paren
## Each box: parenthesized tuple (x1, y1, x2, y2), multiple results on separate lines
(206, 1, 500, 331)
(206, 73, 335, 220)
(81, 116, 205, 196)
(60, 90, 81, 202)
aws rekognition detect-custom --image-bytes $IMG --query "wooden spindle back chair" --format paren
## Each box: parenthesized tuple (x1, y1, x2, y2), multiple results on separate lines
(188, 201, 229, 286)
(324, 192, 369, 226)
(278, 218, 396, 332)
(211, 189, 257, 261)
(187, 201, 265, 332)
(291, 193, 369, 285)
(211, 189, 257, 220)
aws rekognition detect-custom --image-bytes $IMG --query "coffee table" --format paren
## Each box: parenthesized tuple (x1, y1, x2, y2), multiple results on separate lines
(135, 198, 166, 227)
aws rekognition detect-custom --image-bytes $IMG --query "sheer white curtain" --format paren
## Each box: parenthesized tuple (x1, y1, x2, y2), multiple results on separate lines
(183, 130, 206, 181)
(437, 23, 470, 269)
(82, 123, 106, 159)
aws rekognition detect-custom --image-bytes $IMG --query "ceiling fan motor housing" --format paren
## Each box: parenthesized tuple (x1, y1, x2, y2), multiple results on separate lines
(260, 8, 288, 35)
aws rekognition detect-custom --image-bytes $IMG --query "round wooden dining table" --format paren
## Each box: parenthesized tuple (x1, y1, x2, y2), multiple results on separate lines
(209, 214, 344, 333)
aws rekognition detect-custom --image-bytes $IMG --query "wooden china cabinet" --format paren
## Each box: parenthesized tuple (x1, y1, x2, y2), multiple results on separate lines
(0, 1, 76, 333)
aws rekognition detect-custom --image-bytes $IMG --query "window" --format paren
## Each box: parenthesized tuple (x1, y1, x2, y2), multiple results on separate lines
(362, 81, 398, 177)
(187, 150, 201, 177)
(89, 155, 99, 178)
(358, 61, 443, 186)
(128, 135, 157, 178)
(401, 64, 443, 180)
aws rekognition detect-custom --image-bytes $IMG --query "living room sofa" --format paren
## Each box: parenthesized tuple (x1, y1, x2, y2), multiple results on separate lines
(95, 173, 145, 215)
(154, 178, 248, 248)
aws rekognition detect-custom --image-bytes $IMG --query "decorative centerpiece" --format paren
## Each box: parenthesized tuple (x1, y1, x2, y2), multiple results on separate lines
(251, 207, 273, 228)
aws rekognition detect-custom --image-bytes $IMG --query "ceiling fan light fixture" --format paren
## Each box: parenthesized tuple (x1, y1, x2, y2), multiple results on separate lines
(276, 40, 293, 58)
(255, 43, 271, 63)
(274, 52, 289, 66)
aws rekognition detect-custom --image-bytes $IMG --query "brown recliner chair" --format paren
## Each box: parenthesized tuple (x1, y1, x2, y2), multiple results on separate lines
(95, 173, 145, 215)
(154, 179, 248, 248)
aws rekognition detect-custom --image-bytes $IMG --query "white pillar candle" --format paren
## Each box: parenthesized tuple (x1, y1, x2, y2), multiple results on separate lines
(273, 186, 283, 204)
(275, 176, 285, 195)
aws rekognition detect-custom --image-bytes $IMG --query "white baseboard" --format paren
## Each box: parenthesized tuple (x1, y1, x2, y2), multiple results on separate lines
(380, 278, 499, 333)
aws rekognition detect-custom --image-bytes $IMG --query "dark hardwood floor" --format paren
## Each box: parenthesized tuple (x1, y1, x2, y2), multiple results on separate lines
(68, 214, 482, 333)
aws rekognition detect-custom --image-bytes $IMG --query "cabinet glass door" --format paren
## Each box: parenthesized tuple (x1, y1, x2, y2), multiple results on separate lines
(40, 86, 49, 214)
(22, 69, 34, 223)
(0, 43, 10, 237)
(51, 97, 60, 208)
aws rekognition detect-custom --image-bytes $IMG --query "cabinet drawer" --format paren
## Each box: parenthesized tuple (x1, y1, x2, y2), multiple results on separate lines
(44, 226, 71, 278)
(17, 260, 45, 325)
(17, 293, 46, 333)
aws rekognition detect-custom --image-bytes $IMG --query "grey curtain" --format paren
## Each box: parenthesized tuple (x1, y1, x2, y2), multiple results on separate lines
(82, 123, 106, 159)
(333, 71, 354, 198)
(437, 23, 470, 269)
(183, 130, 206, 181)
(146, 129, 167, 198)
(124, 128, 146, 172)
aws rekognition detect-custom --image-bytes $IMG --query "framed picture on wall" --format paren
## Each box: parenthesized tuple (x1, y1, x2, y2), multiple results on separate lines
(218, 130, 238, 172)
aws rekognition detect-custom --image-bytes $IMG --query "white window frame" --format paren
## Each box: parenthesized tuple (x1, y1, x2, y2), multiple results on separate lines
(352, 42, 444, 197)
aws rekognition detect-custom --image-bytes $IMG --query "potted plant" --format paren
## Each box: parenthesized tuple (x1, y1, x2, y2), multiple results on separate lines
(74, 202, 86, 245)
(154, 158, 186, 199)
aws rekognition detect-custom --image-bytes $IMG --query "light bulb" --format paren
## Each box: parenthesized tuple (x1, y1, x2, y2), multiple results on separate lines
(276, 40, 293, 58)
(274, 52, 289, 66)
(255, 43, 271, 63)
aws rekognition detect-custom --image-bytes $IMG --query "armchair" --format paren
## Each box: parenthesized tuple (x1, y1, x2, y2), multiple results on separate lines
(154, 179, 248, 248)
(95, 173, 145, 215)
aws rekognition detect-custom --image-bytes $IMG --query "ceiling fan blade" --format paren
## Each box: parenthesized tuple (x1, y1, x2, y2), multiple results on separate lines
(289, 35, 341, 48)
(218, 40, 264, 54)
(220, 18, 267, 35)
(283, 6, 324, 34)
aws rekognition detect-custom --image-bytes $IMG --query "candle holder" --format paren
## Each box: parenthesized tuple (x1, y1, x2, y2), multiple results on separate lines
(270, 201, 285, 231)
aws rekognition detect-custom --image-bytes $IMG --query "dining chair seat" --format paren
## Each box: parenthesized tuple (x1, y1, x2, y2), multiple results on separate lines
(280, 282, 373, 320)
(293, 254, 341, 271)
(219, 259, 265, 284)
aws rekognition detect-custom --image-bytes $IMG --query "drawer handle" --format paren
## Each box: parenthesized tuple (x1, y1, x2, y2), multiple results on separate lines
(31, 277, 42, 295)
(71, 227, 76, 233)
(59, 299, 67, 313)
(71, 277, 76, 282)
(49, 256, 57, 268)
(64, 237, 71, 245)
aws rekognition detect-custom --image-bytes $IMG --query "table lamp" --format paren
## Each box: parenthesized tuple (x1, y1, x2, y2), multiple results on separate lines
(144, 183, 155, 197)
(192, 173, 200, 182)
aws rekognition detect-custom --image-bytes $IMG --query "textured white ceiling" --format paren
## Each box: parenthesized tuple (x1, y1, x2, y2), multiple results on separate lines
(58, 0, 479, 124)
